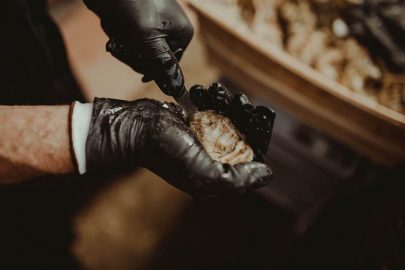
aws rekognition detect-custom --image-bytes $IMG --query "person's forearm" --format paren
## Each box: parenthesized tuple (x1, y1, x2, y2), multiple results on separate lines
(0, 105, 75, 184)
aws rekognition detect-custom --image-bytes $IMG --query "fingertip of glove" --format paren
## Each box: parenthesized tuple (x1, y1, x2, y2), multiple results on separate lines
(238, 162, 273, 189)
(253, 163, 273, 187)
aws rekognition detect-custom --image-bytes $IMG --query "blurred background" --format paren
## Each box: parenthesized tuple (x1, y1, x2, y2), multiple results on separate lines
(1, 0, 404, 269)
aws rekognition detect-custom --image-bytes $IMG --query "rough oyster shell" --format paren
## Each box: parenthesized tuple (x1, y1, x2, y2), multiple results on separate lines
(190, 111, 254, 165)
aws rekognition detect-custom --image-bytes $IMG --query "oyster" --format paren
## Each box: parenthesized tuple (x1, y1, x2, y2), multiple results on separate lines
(190, 110, 254, 165)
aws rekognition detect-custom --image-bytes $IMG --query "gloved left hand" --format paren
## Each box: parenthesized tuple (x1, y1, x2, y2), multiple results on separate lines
(70, 97, 273, 200)
(83, 0, 194, 97)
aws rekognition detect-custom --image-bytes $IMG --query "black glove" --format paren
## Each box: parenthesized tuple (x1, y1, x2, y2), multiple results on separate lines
(343, 0, 405, 72)
(86, 97, 273, 199)
(190, 83, 276, 162)
(83, 0, 194, 97)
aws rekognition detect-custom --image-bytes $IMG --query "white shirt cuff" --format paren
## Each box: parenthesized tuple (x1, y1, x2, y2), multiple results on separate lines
(71, 101, 93, 174)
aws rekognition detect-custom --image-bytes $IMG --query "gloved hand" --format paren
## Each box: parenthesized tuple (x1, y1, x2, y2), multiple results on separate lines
(73, 97, 273, 199)
(343, 0, 405, 72)
(83, 0, 194, 97)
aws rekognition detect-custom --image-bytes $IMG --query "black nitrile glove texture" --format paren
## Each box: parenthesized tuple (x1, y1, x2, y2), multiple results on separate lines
(343, 0, 405, 72)
(190, 83, 276, 162)
(86, 98, 273, 199)
(83, 0, 194, 97)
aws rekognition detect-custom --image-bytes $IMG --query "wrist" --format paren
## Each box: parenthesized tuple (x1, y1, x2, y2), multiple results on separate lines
(85, 98, 160, 173)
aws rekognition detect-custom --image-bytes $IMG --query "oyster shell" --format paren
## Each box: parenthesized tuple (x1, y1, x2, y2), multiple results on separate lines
(190, 110, 254, 165)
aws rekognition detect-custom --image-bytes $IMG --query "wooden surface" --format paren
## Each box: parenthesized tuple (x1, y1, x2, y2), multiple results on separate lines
(189, 0, 405, 166)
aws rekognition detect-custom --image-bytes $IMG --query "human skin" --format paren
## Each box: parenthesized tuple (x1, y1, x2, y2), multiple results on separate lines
(0, 106, 75, 184)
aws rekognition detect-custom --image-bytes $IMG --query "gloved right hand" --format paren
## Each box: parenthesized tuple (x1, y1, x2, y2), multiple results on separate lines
(70, 97, 273, 199)
(83, 0, 194, 97)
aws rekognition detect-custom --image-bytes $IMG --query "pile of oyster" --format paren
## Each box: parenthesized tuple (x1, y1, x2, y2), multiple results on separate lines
(209, 0, 405, 114)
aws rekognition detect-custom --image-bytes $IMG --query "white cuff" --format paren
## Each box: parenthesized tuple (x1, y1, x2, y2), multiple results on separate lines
(71, 102, 93, 174)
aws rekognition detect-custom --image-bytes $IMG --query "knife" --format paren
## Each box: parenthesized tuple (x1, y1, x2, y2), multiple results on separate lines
(172, 86, 197, 115)
(106, 39, 197, 116)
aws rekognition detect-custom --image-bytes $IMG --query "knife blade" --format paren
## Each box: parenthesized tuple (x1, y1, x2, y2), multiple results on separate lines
(173, 87, 197, 116)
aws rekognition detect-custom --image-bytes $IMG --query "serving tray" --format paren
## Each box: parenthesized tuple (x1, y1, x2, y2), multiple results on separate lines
(189, 0, 405, 166)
